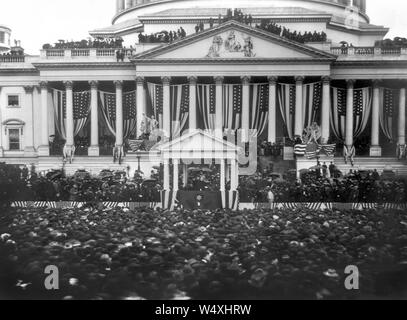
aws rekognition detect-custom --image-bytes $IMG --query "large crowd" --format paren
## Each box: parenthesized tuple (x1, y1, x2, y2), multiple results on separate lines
(239, 167, 407, 203)
(0, 163, 161, 203)
(138, 28, 187, 44)
(1, 206, 406, 300)
(1, 162, 406, 204)
(256, 19, 327, 43)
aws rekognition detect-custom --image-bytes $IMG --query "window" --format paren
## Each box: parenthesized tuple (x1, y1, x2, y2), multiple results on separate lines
(0, 31, 4, 43)
(8, 129, 20, 151)
(7, 95, 20, 107)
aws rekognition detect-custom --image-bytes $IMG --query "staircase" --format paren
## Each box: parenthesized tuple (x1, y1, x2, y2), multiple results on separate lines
(334, 157, 407, 176)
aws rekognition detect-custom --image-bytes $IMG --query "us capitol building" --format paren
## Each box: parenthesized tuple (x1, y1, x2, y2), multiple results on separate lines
(1, 0, 407, 178)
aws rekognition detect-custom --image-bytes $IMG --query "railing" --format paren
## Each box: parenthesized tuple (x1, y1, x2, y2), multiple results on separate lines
(381, 47, 402, 55)
(96, 49, 116, 57)
(331, 46, 406, 57)
(46, 49, 65, 57)
(71, 49, 90, 57)
(0, 55, 26, 63)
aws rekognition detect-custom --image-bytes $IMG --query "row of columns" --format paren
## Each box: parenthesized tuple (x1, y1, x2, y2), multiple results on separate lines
(38, 80, 147, 157)
(116, 0, 143, 13)
(35, 77, 407, 157)
(163, 159, 239, 192)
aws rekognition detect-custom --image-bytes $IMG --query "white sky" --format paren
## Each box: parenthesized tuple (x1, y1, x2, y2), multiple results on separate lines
(0, 0, 407, 54)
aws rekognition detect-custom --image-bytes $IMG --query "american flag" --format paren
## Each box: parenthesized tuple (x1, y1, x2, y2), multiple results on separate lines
(353, 87, 372, 138)
(197, 84, 216, 130)
(303, 83, 322, 129)
(223, 84, 242, 131)
(73, 92, 90, 120)
(330, 87, 347, 140)
(146, 83, 164, 130)
(277, 84, 296, 140)
(380, 88, 397, 141)
(171, 84, 190, 137)
(123, 91, 137, 138)
(250, 84, 269, 137)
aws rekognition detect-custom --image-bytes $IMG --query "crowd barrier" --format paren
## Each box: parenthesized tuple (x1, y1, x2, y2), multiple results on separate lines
(7, 202, 407, 211)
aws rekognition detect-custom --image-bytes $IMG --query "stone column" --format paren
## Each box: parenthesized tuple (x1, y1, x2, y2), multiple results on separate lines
(345, 79, 355, 148)
(241, 76, 251, 142)
(231, 159, 238, 191)
(370, 80, 382, 156)
(114, 81, 124, 146)
(38, 81, 50, 156)
(117, 0, 125, 12)
(23, 86, 36, 156)
(183, 163, 188, 187)
(125, 0, 132, 9)
(214, 76, 224, 138)
(321, 76, 331, 144)
(89, 81, 99, 156)
(188, 76, 198, 132)
(220, 159, 226, 191)
(268, 76, 277, 144)
(399, 87, 406, 146)
(162, 77, 171, 140)
(0, 87, 2, 156)
(163, 159, 170, 190)
(173, 159, 179, 191)
(294, 76, 304, 137)
(64, 81, 74, 147)
(136, 76, 145, 139)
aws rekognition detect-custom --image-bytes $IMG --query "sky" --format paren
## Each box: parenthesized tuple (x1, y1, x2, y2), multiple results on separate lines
(1, 0, 407, 54)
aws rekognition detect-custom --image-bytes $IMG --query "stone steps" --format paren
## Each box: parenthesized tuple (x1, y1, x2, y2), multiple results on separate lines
(333, 157, 407, 176)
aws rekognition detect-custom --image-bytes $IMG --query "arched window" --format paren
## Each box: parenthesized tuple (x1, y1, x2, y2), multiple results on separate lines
(2, 119, 25, 151)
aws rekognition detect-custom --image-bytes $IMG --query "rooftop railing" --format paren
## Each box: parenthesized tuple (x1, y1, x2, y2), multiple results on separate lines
(40, 48, 122, 59)
(0, 55, 26, 63)
(331, 46, 407, 57)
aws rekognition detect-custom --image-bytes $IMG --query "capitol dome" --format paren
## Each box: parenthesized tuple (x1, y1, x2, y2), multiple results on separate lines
(114, 0, 368, 24)
(90, 0, 385, 48)
(0, 25, 11, 52)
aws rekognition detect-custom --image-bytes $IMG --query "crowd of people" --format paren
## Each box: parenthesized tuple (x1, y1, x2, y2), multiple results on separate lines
(1, 162, 407, 204)
(240, 168, 407, 203)
(375, 37, 407, 49)
(42, 38, 124, 50)
(256, 19, 328, 43)
(0, 163, 161, 203)
(1, 206, 406, 299)
(138, 28, 187, 44)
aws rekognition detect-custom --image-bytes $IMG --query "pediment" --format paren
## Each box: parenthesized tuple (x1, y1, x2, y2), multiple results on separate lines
(132, 21, 335, 62)
(159, 130, 239, 154)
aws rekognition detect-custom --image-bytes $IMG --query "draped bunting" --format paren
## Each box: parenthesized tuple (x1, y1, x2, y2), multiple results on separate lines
(249, 84, 269, 137)
(330, 87, 372, 141)
(379, 87, 399, 142)
(303, 82, 322, 130)
(277, 84, 296, 140)
(52, 89, 91, 140)
(223, 84, 242, 131)
(171, 84, 189, 138)
(197, 84, 216, 130)
(330, 87, 347, 141)
(147, 82, 163, 129)
(98, 91, 137, 139)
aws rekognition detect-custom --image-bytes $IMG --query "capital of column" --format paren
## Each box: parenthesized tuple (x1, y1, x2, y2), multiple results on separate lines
(89, 81, 99, 90)
(241, 76, 251, 85)
(214, 76, 224, 85)
(114, 80, 123, 89)
(161, 76, 171, 86)
(135, 76, 144, 86)
(346, 79, 356, 88)
(295, 76, 305, 84)
(188, 76, 198, 85)
(39, 81, 48, 90)
(268, 76, 278, 85)
(24, 86, 34, 94)
(322, 76, 331, 85)
(64, 81, 73, 90)
(372, 79, 382, 89)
